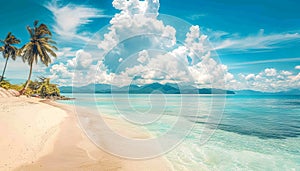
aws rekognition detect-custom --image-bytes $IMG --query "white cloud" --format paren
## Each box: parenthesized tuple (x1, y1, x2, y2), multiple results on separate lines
(74, 0, 230, 88)
(281, 70, 293, 76)
(229, 57, 300, 69)
(245, 74, 255, 81)
(295, 65, 300, 70)
(67, 58, 77, 69)
(46, 0, 300, 92)
(86, 61, 116, 85)
(56, 47, 76, 58)
(49, 63, 74, 85)
(103, 28, 229, 88)
(185, 25, 209, 64)
(264, 68, 277, 76)
(137, 50, 149, 63)
(107, 51, 191, 86)
(289, 73, 300, 82)
(45, 0, 228, 88)
(228, 68, 300, 92)
(187, 52, 231, 88)
(97, 0, 176, 57)
(48, 49, 94, 85)
(45, 0, 109, 41)
(213, 31, 300, 51)
(75, 50, 93, 69)
(112, 0, 160, 16)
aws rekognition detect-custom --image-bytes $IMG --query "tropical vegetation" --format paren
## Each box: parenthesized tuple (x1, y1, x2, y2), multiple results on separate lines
(0, 32, 21, 82)
(19, 20, 57, 94)
(0, 20, 59, 98)
(0, 77, 61, 98)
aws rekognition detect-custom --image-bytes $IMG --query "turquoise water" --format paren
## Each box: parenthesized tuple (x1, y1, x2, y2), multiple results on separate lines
(59, 94, 300, 170)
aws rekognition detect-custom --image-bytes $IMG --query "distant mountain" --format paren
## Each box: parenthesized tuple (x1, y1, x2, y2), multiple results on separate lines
(198, 88, 235, 94)
(60, 83, 235, 94)
(60, 84, 117, 93)
(235, 89, 300, 95)
(234, 90, 272, 95)
(277, 89, 300, 95)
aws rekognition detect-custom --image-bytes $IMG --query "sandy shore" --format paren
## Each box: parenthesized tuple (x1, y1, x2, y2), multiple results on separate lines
(0, 97, 172, 171)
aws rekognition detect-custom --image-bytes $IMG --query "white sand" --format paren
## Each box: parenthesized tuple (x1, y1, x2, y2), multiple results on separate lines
(0, 97, 67, 170)
(0, 96, 173, 171)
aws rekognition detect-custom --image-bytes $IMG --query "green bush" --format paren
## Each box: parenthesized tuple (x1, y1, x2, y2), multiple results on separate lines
(0, 78, 60, 98)
(9, 84, 23, 91)
(0, 80, 11, 89)
(27, 78, 60, 97)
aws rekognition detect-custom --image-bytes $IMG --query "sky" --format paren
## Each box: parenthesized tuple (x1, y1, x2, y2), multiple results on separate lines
(0, 0, 299, 92)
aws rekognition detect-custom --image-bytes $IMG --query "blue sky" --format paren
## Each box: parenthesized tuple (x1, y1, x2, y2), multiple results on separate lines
(0, 0, 299, 92)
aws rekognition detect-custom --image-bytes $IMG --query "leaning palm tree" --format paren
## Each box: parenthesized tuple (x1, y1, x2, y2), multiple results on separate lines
(19, 20, 57, 94)
(0, 32, 21, 82)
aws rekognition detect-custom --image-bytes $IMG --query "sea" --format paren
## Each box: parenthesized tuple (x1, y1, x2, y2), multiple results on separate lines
(59, 94, 300, 170)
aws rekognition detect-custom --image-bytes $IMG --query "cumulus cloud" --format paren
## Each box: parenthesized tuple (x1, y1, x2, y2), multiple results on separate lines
(228, 68, 300, 92)
(49, 63, 74, 85)
(69, 0, 230, 88)
(185, 26, 209, 64)
(281, 70, 292, 76)
(137, 50, 149, 63)
(49, 49, 94, 85)
(264, 68, 277, 76)
(106, 51, 191, 86)
(47, 0, 299, 93)
(188, 53, 232, 88)
(83, 61, 116, 85)
(75, 50, 93, 69)
(112, 0, 160, 16)
(97, 0, 176, 56)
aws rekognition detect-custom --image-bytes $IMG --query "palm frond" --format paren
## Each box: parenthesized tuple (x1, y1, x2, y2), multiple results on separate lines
(5, 32, 12, 41)
(36, 44, 44, 61)
(21, 21, 56, 68)
(37, 24, 52, 36)
(48, 40, 57, 44)
(34, 20, 39, 27)
(40, 48, 51, 66)
(3, 49, 10, 58)
(6, 36, 21, 45)
(10, 46, 18, 60)
(26, 26, 34, 38)
(39, 39, 57, 46)
(41, 44, 57, 57)
(34, 53, 38, 64)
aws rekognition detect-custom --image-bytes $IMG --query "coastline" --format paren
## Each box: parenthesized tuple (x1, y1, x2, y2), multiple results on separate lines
(0, 96, 172, 170)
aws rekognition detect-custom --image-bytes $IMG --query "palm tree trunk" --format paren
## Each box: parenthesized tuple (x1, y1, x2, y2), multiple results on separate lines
(20, 61, 34, 95)
(0, 57, 9, 82)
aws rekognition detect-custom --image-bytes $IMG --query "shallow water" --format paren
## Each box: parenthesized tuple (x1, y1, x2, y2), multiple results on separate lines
(59, 94, 300, 170)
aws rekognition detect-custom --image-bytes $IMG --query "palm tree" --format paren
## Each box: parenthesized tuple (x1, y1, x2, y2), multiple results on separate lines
(19, 20, 57, 94)
(0, 32, 21, 82)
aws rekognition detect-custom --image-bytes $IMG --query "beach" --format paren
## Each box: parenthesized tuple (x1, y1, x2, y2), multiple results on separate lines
(0, 96, 172, 171)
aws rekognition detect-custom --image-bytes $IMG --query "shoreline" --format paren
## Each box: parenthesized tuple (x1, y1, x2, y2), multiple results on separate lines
(0, 97, 172, 170)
